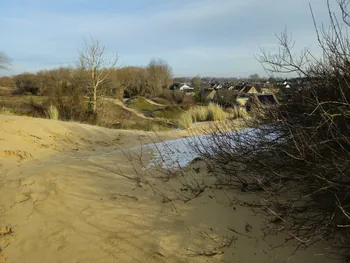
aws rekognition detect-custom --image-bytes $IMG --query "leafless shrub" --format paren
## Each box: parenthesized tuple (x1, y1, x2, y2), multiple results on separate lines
(187, 0, 350, 259)
(46, 68, 92, 122)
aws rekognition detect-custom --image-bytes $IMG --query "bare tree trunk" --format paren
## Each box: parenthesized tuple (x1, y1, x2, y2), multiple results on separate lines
(93, 86, 97, 114)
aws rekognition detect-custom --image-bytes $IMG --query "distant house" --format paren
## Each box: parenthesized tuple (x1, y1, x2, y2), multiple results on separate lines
(261, 87, 272, 94)
(240, 85, 260, 94)
(230, 84, 244, 92)
(170, 82, 194, 92)
(206, 90, 217, 101)
(209, 82, 219, 89)
(179, 83, 194, 92)
(199, 89, 217, 102)
(213, 90, 239, 106)
(254, 94, 279, 104)
(215, 84, 223, 90)
(169, 82, 181, 91)
(236, 93, 250, 107)
(246, 94, 279, 111)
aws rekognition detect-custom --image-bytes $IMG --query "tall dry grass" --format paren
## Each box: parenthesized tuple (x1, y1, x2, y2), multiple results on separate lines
(45, 105, 59, 120)
(191, 106, 208, 122)
(226, 106, 249, 119)
(179, 103, 233, 128)
(207, 103, 227, 121)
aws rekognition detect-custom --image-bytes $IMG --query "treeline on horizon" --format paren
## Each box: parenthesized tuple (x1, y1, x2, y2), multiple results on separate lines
(0, 59, 174, 99)
(0, 62, 306, 100)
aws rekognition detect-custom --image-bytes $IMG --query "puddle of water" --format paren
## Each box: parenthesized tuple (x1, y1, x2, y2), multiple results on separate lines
(146, 127, 278, 169)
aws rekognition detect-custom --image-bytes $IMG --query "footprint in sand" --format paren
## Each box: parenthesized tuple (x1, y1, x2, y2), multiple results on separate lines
(16, 193, 31, 203)
(30, 192, 50, 202)
(20, 179, 35, 187)
(0, 227, 11, 236)
(0, 238, 10, 249)
(0, 227, 11, 262)
(2, 150, 33, 161)
(110, 194, 139, 202)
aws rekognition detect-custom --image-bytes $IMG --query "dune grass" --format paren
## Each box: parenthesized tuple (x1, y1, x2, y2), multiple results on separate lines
(45, 105, 59, 120)
(207, 103, 227, 121)
(0, 107, 17, 116)
(178, 103, 249, 128)
(178, 103, 229, 128)
(226, 106, 249, 119)
(178, 113, 193, 129)
(191, 106, 208, 122)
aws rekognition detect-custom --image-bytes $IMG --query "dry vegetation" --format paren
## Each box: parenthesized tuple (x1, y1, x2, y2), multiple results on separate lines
(45, 105, 59, 120)
(178, 103, 246, 128)
(0, 43, 186, 130)
(175, 1, 350, 260)
(0, 67, 246, 130)
(0, 37, 248, 131)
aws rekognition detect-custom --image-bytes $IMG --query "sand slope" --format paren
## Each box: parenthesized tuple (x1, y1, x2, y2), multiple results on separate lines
(0, 115, 341, 263)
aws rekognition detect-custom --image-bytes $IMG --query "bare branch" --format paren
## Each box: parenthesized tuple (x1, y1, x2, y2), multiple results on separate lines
(78, 36, 118, 114)
(0, 52, 10, 70)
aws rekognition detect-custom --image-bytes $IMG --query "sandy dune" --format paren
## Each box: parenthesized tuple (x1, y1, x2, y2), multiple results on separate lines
(0, 115, 341, 263)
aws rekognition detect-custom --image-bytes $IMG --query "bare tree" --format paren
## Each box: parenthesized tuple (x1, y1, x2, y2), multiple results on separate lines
(191, 75, 202, 90)
(78, 37, 118, 114)
(147, 58, 173, 96)
(248, 73, 261, 81)
(0, 52, 10, 70)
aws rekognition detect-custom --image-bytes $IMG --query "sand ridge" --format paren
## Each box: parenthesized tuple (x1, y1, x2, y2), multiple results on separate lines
(0, 114, 341, 263)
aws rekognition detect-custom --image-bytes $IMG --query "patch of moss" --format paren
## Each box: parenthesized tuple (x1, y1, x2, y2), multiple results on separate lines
(127, 97, 160, 112)
(151, 106, 184, 120)
(151, 97, 171, 105)
(97, 100, 175, 131)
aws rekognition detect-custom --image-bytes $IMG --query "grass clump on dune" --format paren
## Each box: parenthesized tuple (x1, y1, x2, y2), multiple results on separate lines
(191, 106, 208, 122)
(226, 106, 249, 119)
(178, 103, 229, 128)
(207, 103, 227, 121)
(45, 105, 59, 120)
(178, 113, 194, 129)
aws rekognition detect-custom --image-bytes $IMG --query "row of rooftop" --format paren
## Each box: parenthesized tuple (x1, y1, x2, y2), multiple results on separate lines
(170, 78, 309, 109)
(170, 77, 307, 92)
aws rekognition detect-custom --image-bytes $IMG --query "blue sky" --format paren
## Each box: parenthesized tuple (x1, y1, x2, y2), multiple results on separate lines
(0, 0, 332, 77)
